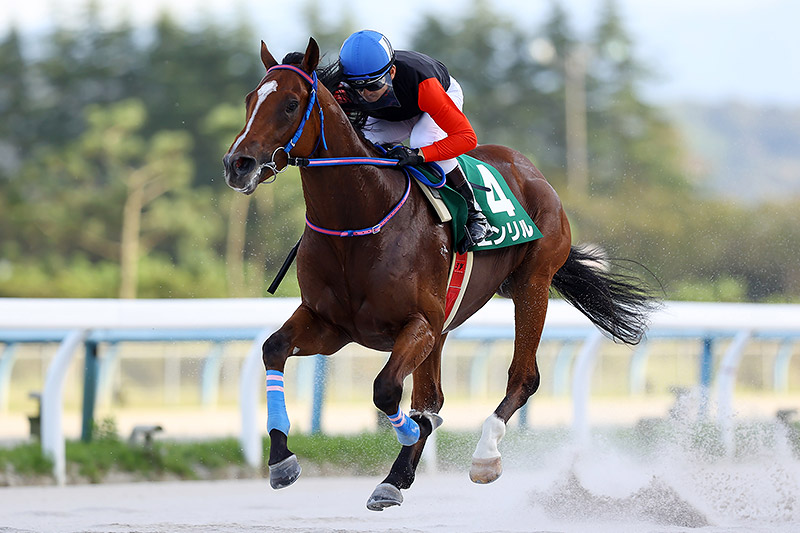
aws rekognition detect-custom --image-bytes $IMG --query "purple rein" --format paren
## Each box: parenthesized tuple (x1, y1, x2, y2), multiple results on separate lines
(304, 178, 412, 237)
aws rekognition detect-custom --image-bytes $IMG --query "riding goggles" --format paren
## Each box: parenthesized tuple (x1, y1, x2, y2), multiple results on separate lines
(349, 72, 400, 110)
(348, 73, 389, 92)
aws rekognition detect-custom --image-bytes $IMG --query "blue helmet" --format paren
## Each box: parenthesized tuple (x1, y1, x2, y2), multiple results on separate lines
(339, 30, 395, 82)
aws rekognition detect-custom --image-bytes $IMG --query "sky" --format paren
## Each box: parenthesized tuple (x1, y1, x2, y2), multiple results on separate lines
(2, 0, 799, 107)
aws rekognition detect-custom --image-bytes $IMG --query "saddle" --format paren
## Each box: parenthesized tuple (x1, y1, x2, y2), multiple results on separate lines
(268, 156, 541, 296)
(413, 156, 543, 330)
(413, 155, 542, 251)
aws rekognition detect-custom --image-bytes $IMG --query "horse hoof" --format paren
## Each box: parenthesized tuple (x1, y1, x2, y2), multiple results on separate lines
(269, 454, 301, 489)
(366, 483, 403, 511)
(409, 410, 444, 432)
(469, 456, 503, 484)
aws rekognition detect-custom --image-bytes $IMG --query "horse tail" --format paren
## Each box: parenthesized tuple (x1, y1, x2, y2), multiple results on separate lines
(550, 245, 660, 345)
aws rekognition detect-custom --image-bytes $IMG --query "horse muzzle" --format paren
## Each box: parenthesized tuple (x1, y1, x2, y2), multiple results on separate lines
(223, 148, 288, 194)
(223, 153, 262, 195)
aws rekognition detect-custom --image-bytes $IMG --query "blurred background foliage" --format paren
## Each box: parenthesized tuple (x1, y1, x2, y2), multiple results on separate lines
(0, 0, 798, 302)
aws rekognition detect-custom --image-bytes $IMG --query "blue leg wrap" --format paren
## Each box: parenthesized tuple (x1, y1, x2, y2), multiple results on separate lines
(387, 409, 420, 446)
(266, 370, 290, 435)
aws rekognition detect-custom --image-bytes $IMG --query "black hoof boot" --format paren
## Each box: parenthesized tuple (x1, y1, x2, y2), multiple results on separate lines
(269, 454, 301, 489)
(366, 482, 403, 511)
(409, 410, 444, 436)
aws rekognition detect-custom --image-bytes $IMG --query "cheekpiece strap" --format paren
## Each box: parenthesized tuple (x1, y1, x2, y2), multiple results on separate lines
(266, 64, 328, 154)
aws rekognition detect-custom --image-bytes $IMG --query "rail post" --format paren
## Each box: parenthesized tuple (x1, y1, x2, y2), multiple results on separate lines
(310, 354, 329, 434)
(201, 342, 226, 407)
(716, 330, 752, 455)
(699, 337, 714, 418)
(239, 328, 272, 469)
(0, 342, 19, 411)
(571, 329, 604, 446)
(80, 340, 100, 442)
(41, 328, 89, 486)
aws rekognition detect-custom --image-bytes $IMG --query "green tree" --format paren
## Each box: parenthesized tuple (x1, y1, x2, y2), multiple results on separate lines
(0, 27, 28, 262)
(0, 3, 796, 303)
(140, 14, 263, 188)
(0, 28, 27, 179)
(410, 1, 579, 188)
(585, 0, 689, 195)
(29, 4, 141, 154)
(8, 99, 197, 298)
(534, 0, 581, 188)
(202, 100, 306, 298)
(303, 0, 358, 59)
(412, 3, 533, 153)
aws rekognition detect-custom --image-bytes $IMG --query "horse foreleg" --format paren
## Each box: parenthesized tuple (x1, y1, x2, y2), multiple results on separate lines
(372, 314, 436, 445)
(261, 304, 348, 489)
(470, 279, 549, 484)
(368, 333, 446, 511)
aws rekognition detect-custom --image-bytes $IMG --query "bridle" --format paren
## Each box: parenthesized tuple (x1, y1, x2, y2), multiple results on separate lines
(256, 63, 442, 293)
(258, 64, 328, 182)
(252, 63, 445, 239)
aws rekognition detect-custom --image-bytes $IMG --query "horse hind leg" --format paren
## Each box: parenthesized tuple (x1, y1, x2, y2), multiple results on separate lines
(470, 279, 549, 484)
(367, 333, 446, 511)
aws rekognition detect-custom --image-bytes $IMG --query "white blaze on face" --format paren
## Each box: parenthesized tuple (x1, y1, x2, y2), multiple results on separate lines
(228, 80, 278, 155)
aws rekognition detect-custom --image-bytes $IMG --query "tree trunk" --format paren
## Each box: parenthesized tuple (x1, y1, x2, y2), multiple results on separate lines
(565, 45, 589, 197)
(119, 176, 144, 299)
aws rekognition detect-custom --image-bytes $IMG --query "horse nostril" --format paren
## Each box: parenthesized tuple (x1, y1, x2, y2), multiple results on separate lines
(231, 155, 257, 176)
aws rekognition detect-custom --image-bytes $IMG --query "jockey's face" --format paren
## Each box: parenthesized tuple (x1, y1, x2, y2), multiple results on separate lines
(358, 84, 388, 102)
(355, 66, 396, 103)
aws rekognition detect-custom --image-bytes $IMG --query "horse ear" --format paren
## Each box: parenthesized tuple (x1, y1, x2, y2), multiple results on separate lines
(301, 37, 320, 74)
(260, 40, 278, 70)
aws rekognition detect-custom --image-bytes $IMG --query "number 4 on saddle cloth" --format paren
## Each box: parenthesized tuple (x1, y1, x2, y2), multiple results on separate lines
(415, 154, 543, 253)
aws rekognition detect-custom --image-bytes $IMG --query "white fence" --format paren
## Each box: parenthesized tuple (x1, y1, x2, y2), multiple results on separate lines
(1, 298, 799, 485)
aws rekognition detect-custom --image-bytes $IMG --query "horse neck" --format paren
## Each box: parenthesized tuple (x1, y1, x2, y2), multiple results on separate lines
(299, 95, 403, 231)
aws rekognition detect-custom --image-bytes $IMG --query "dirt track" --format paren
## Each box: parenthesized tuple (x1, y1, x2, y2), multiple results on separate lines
(3, 452, 799, 533)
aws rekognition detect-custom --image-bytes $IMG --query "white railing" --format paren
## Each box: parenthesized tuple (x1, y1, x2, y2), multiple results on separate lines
(1, 298, 799, 483)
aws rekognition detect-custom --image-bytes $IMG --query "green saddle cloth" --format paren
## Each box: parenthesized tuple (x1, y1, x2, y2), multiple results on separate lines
(416, 155, 543, 251)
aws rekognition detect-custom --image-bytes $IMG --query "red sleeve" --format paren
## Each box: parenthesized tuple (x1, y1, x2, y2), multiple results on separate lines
(416, 78, 477, 162)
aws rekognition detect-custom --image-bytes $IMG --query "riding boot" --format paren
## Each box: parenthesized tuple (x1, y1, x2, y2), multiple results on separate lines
(446, 166, 492, 253)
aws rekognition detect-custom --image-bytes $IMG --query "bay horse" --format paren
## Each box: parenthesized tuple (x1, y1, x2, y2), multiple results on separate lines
(222, 38, 656, 510)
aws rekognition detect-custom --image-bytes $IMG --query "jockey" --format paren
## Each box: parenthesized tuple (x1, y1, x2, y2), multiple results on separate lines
(336, 30, 492, 252)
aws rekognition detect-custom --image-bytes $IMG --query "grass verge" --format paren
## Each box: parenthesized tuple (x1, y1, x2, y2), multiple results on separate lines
(1, 417, 798, 486)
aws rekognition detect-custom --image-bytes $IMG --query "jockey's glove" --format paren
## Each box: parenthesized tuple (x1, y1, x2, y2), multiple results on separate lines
(386, 145, 424, 167)
(333, 87, 352, 105)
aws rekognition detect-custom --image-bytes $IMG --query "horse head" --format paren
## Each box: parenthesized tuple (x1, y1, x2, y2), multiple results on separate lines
(222, 38, 321, 195)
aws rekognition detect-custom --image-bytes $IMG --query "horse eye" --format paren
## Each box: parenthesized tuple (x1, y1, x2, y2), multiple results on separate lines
(285, 100, 299, 114)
